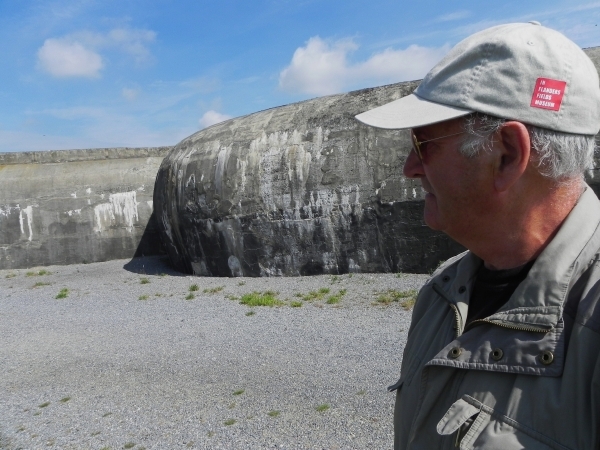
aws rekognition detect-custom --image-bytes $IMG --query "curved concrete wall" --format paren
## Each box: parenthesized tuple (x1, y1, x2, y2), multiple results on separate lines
(0, 147, 171, 270)
(154, 82, 465, 277)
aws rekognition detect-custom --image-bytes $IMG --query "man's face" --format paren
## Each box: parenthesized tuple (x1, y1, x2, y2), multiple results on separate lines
(403, 118, 493, 245)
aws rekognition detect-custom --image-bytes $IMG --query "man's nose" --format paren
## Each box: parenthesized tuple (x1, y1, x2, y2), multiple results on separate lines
(403, 147, 424, 179)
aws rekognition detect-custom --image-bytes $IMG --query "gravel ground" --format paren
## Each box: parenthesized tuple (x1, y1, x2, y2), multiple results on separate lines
(0, 256, 429, 450)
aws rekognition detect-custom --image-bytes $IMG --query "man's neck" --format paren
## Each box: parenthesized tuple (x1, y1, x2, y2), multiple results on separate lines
(476, 179, 584, 271)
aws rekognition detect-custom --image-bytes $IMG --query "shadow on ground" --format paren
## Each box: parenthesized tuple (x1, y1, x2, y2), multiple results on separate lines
(123, 255, 186, 276)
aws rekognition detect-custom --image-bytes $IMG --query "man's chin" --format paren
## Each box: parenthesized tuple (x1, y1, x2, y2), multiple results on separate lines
(423, 195, 442, 230)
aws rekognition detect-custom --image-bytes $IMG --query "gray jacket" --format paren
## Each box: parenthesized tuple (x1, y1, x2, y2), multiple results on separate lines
(392, 186, 600, 449)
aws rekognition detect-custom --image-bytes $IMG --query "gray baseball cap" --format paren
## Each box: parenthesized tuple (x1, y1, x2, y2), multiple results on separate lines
(355, 22, 600, 135)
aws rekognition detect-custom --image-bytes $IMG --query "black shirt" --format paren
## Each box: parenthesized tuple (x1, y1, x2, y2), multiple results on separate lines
(465, 260, 535, 328)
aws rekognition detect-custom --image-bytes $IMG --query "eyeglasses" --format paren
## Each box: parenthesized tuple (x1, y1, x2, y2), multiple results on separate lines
(411, 130, 465, 161)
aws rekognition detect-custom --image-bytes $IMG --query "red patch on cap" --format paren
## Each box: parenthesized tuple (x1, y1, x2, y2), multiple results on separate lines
(530, 78, 566, 111)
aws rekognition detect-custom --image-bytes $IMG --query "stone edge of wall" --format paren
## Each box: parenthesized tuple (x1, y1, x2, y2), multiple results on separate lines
(0, 146, 174, 165)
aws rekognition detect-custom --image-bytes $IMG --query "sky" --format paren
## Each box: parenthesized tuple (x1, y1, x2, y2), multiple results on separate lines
(1, 0, 599, 152)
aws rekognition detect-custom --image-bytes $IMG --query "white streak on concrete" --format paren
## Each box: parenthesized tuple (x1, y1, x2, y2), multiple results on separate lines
(19, 206, 33, 241)
(93, 191, 139, 232)
(71, 192, 77, 198)
(86, 188, 92, 194)
(146, 200, 153, 210)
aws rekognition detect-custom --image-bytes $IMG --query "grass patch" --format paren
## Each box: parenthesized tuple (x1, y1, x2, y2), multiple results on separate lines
(290, 301, 303, 307)
(245, 311, 255, 316)
(185, 293, 195, 300)
(376, 289, 418, 309)
(224, 419, 236, 426)
(238, 281, 246, 286)
(228, 402, 236, 409)
(33, 281, 51, 287)
(326, 289, 347, 304)
(55, 288, 68, 299)
(5, 273, 16, 278)
(233, 390, 245, 396)
(267, 410, 280, 417)
(102, 412, 112, 418)
(315, 404, 330, 412)
(138, 295, 149, 301)
(60, 397, 71, 403)
(203, 286, 224, 294)
(27, 269, 51, 276)
(302, 287, 331, 301)
(240, 291, 282, 307)
(140, 277, 150, 284)
(189, 284, 199, 292)
(159, 272, 167, 277)
(330, 275, 340, 284)
(225, 294, 239, 301)
(123, 443, 136, 449)
(38, 402, 50, 408)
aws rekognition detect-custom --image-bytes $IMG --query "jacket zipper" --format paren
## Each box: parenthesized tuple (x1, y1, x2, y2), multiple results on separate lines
(433, 283, 463, 338)
(466, 318, 551, 333)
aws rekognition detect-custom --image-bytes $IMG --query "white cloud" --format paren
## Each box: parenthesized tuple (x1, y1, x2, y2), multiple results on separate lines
(199, 110, 233, 129)
(432, 11, 472, 23)
(37, 38, 103, 78)
(122, 87, 140, 101)
(106, 28, 156, 65)
(278, 37, 357, 96)
(36, 27, 156, 78)
(279, 36, 450, 96)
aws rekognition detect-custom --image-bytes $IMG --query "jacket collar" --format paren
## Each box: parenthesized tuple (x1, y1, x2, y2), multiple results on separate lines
(484, 185, 600, 329)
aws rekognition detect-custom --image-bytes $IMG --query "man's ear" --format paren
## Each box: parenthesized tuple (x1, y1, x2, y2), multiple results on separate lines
(494, 121, 531, 192)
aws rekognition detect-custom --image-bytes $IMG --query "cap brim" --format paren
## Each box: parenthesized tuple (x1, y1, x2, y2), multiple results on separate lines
(355, 93, 473, 129)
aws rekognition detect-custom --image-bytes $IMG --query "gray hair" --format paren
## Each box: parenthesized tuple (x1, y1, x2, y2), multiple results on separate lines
(459, 113, 596, 181)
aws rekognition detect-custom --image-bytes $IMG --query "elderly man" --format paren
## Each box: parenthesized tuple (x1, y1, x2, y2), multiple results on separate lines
(356, 22, 600, 449)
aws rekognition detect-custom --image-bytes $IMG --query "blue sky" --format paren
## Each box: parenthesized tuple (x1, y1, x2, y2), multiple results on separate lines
(1, 0, 599, 152)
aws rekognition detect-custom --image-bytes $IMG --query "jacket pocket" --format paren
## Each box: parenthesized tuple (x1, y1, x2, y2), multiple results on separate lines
(437, 395, 572, 450)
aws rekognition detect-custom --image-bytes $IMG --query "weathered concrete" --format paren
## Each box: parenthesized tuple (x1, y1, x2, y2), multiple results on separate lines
(155, 47, 600, 277)
(154, 83, 464, 276)
(0, 147, 171, 270)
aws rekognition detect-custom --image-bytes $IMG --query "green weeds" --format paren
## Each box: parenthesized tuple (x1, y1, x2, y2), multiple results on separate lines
(326, 289, 347, 304)
(315, 404, 330, 412)
(55, 288, 68, 299)
(240, 291, 283, 307)
(27, 270, 51, 277)
(203, 286, 224, 294)
(376, 289, 418, 309)
(302, 287, 330, 301)
(140, 278, 150, 284)
(189, 284, 199, 292)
